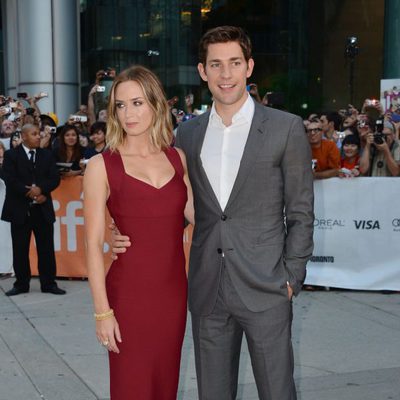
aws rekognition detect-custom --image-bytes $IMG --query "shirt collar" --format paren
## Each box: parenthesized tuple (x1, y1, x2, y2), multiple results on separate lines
(22, 143, 36, 156)
(209, 94, 255, 126)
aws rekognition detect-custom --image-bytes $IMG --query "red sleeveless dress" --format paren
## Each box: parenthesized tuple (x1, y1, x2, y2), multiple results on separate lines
(102, 147, 188, 400)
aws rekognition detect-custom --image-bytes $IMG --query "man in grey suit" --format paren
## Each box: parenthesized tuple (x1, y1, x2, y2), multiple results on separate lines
(113, 26, 314, 400)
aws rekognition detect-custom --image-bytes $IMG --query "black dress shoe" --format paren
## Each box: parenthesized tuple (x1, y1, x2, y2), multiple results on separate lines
(5, 287, 29, 296)
(42, 286, 66, 295)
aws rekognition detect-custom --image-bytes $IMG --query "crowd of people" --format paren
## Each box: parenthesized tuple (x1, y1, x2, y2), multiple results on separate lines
(0, 22, 398, 400)
(303, 102, 400, 178)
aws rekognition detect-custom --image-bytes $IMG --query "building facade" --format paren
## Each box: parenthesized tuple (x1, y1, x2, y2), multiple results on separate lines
(1, 0, 399, 124)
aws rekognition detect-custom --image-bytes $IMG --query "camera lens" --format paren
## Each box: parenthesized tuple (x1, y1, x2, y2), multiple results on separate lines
(373, 134, 384, 145)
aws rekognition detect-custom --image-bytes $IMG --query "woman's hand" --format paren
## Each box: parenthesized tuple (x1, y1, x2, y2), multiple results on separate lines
(96, 316, 122, 353)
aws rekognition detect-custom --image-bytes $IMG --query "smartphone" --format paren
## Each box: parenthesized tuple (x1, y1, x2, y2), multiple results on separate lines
(97, 86, 106, 92)
(9, 102, 18, 108)
(70, 114, 88, 123)
(17, 92, 28, 99)
(246, 85, 251, 91)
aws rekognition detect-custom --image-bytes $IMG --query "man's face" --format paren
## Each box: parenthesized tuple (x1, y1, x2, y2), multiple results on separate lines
(198, 41, 254, 111)
(319, 115, 331, 133)
(22, 126, 41, 149)
(307, 122, 323, 145)
(1, 120, 16, 137)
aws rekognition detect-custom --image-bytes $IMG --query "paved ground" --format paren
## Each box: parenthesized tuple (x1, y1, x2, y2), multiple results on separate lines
(0, 277, 399, 400)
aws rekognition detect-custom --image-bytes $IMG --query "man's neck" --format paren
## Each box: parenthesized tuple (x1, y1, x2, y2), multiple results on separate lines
(214, 94, 249, 127)
(325, 128, 335, 139)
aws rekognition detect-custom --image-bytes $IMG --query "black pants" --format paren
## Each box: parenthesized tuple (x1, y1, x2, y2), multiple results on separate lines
(11, 206, 57, 291)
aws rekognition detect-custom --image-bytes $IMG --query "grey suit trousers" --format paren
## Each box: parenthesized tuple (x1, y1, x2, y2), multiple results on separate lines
(191, 262, 297, 400)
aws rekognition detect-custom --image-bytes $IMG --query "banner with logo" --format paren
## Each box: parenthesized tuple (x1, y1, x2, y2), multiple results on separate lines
(29, 176, 100, 277)
(25, 176, 399, 289)
(306, 178, 400, 290)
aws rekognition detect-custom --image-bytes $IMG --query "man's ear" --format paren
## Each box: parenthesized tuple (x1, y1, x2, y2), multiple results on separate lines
(246, 58, 255, 79)
(198, 63, 208, 82)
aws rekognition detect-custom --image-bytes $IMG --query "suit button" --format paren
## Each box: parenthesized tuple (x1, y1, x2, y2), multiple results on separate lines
(217, 248, 222, 254)
(221, 214, 227, 221)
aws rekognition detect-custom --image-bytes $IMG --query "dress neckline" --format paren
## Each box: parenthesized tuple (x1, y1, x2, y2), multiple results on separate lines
(117, 149, 176, 190)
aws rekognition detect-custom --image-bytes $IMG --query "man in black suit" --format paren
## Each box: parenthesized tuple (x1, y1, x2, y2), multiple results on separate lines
(1, 124, 66, 296)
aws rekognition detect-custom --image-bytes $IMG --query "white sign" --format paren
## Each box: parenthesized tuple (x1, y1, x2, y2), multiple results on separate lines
(306, 178, 400, 291)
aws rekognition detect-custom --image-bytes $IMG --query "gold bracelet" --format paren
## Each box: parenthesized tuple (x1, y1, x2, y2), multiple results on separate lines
(94, 309, 114, 321)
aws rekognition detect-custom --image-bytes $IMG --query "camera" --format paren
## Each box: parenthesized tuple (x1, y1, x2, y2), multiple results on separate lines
(70, 114, 88, 123)
(49, 127, 57, 134)
(2, 106, 12, 114)
(373, 118, 385, 145)
(17, 92, 28, 99)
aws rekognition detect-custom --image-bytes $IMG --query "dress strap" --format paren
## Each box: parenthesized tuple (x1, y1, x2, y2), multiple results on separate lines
(165, 147, 184, 178)
(102, 150, 124, 194)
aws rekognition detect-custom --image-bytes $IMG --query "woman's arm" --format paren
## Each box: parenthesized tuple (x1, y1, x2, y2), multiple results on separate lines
(83, 155, 121, 353)
(175, 147, 195, 225)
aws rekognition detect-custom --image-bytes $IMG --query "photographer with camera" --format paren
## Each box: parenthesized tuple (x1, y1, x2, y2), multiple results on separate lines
(87, 68, 115, 127)
(359, 120, 400, 177)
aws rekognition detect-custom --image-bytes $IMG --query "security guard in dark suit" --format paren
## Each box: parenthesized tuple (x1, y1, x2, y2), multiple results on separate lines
(1, 124, 66, 296)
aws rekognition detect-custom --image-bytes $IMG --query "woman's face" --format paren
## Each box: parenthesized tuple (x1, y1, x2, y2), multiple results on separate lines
(90, 130, 105, 145)
(40, 127, 51, 148)
(64, 129, 78, 147)
(115, 80, 154, 139)
(343, 143, 359, 159)
(98, 109, 108, 122)
(79, 134, 89, 147)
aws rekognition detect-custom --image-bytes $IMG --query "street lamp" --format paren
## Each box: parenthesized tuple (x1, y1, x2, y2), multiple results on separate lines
(345, 36, 359, 105)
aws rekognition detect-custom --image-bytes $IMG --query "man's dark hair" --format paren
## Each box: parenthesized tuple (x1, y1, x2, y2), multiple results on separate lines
(320, 111, 342, 131)
(198, 26, 252, 65)
(90, 121, 106, 136)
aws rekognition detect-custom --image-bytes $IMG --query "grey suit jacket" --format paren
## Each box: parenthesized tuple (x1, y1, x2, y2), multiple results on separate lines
(176, 101, 314, 316)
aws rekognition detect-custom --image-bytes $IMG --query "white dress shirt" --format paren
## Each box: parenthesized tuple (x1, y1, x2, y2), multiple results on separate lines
(22, 143, 36, 162)
(201, 95, 255, 210)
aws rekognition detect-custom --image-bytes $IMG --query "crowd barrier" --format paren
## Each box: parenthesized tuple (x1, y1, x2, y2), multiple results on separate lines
(0, 177, 398, 290)
(305, 178, 399, 291)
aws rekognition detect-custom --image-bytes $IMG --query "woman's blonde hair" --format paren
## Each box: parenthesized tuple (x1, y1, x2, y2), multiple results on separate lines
(106, 65, 173, 152)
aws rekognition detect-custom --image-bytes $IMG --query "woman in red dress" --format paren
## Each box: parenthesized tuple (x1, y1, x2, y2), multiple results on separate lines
(83, 65, 194, 399)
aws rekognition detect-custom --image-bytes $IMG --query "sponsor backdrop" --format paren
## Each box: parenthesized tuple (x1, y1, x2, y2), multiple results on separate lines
(306, 178, 400, 290)
(0, 177, 397, 289)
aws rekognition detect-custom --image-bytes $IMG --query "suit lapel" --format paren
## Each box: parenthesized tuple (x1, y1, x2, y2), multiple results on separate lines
(18, 145, 33, 170)
(225, 104, 269, 210)
(193, 112, 222, 212)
